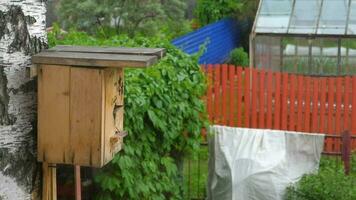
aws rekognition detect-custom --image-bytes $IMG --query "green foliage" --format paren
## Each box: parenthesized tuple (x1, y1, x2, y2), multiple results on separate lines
(57, 0, 189, 39)
(49, 31, 208, 199)
(228, 47, 249, 67)
(284, 155, 356, 200)
(195, 0, 259, 26)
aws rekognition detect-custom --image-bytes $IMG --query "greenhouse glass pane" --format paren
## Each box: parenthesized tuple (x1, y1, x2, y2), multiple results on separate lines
(341, 39, 356, 74)
(311, 38, 339, 75)
(282, 37, 311, 74)
(255, 0, 293, 33)
(318, 0, 348, 35)
(254, 36, 282, 70)
(289, 0, 322, 34)
(347, 0, 356, 35)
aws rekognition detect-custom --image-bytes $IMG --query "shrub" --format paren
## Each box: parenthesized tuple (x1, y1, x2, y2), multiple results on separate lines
(48, 31, 208, 200)
(228, 47, 249, 67)
(284, 155, 356, 200)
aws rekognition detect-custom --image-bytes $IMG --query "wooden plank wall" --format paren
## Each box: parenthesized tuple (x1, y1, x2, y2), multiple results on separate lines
(202, 65, 356, 153)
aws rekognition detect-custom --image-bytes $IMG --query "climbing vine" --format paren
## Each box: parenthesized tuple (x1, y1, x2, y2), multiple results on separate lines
(49, 30, 208, 199)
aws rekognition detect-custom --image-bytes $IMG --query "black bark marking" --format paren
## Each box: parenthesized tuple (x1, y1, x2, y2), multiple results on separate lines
(0, 120, 40, 194)
(0, 6, 47, 55)
(0, 67, 15, 125)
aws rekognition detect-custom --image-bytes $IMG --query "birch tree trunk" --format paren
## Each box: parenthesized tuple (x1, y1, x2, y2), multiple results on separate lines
(0, 1, 47, 199)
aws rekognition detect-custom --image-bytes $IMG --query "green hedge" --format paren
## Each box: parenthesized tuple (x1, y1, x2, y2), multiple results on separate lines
(48, 29, 208, 200)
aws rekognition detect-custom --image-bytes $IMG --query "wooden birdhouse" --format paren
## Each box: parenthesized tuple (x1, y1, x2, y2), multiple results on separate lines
(32, 45, 165, 167)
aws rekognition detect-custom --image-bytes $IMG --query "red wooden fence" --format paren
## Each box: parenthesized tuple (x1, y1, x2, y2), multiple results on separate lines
(202, 64, 356, 153)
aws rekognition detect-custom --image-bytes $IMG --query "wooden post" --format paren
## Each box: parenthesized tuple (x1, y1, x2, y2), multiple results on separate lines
(342, 131, 351, 175)
(75, 165, 82, 200)
(42, 163, 57, 200)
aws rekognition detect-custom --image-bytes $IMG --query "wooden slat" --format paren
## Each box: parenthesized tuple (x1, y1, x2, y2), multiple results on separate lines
(352, 77, 356, 136)
(251, 69, 258, 128)
(70, 67, 103, 167)
(259, 70, 265, 128)
(320, 78, 327, 134)
(289, 74, 296, 131)
(297, 76, 304, 132)
(32, 51, 157, 68)
(328, 78, 335, 151)
(281, 73, 288, 130)
(214, 65, 221, 124)
(75, 166, 81, 200)
(304, 77, 311, 132)
(229, 65, 236, 126)
(207, 65, 214, 122)
(312, 78, 319, 132)
(335, 77, 343, 152)
(244, 68, 251, 127)
(221, 64, 228, 125)
(266, 71, 273, 129)
(344, 77, 350, 133)
(352, 77, 356, 148)
(274, 72, 281, 130)
(335, 78, 342, 134)
(103, 68, 124, 165)
(42, 163, 57, 200)
(236, 67, 243, 127)
(48, 45, 166, 58)
(38, 65, 70, 163)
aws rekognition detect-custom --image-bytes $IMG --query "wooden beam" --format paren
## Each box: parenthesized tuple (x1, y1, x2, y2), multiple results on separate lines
(48, 45, 166, 59)
(32, 51, 158, 68)
(75, 166, 81, 200)
(42, 163, 57, 200)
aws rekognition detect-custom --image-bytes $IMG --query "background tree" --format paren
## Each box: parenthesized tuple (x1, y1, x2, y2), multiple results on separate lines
(195, 0, 259, 25)
(57, 0, 189, 38)
(0, 0, 47, 199)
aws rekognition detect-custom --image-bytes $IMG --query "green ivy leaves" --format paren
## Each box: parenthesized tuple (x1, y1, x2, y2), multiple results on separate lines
(49, 31, 208, 199)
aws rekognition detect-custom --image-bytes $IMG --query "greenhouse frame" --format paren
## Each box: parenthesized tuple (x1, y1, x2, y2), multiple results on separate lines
(251, 0, 356, 75)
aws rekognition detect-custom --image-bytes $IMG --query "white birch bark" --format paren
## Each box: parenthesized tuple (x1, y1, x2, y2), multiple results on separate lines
(0, 0, 47, 199)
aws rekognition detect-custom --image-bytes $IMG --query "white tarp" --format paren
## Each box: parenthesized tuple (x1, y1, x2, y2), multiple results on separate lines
(207, 126, 325, 200)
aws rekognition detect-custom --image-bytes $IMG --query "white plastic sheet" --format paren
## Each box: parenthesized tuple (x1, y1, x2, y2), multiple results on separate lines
(207, 126, 325, 200)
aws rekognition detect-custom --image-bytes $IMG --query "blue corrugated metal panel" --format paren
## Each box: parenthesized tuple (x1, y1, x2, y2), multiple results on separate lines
(172, 18, 241, 64)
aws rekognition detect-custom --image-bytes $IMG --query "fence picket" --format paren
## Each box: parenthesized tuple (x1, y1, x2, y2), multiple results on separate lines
(222, 64, 228, 125)
(328, 78, 335, 152)
(335, 78, 343, 152)
(207, 65, 213, 122)
(236, 67, 243, 127)
(266, 71, 273, 129)
(297, 76, 304, 132)
(320, 78, 329, 151)
(228, 65, 236, 126)
(259, 70, 265, 128)
(352, 77, 356, 147)
(244, 68, 250, 127)
(281, 73, 288, 130)
(312, 78, 319, 132)
(274, 72, 281, 129)
(214, 65, 221, 124)
(344, 77, 350, 134)
(251, 69, 258, 128)
(304, 77, 311, 132)
(289, 74, 297, 131)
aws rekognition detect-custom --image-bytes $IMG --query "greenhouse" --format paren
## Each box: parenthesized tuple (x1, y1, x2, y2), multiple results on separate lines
(251, 0, 356, 75)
